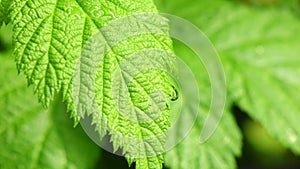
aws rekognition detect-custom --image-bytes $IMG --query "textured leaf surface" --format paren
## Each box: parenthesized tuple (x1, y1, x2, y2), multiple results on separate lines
(0, 52, 100, 169)
(157, 0, 300, 163)
(11, 0, 175, 168)
(11, 0, 160, 117)
(79, 14, 175, 169)
(0, 0, 11, 25)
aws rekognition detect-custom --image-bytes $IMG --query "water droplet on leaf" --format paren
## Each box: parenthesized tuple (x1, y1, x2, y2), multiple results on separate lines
(170, 85, 179, 101)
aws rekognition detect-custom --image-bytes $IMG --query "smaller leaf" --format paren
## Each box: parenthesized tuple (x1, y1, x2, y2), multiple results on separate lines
(164, 40, 242, 169)
(0, 53, 100, 169)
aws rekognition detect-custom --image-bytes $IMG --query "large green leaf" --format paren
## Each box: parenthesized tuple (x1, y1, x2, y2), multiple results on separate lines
(10, 0, 176, 168)
(0, 52, 100, 169)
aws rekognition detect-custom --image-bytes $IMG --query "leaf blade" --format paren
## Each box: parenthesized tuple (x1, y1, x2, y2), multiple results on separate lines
(11, 0, 176, 168)
(0, 52, 100, 169)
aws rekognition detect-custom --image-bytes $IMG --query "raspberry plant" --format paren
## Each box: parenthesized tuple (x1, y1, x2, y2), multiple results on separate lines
(1, 0, 300, 169)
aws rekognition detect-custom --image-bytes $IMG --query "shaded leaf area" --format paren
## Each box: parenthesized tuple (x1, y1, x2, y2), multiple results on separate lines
(0, 0, 11, 25)
(163, 39, 242, 169)
(233, 105, 300, 169)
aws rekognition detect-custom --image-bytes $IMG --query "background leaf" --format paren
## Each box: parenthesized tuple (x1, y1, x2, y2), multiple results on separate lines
(163, 40, 242, 169)
(0, 51, 100, 169)
(156, 0, 300, 165)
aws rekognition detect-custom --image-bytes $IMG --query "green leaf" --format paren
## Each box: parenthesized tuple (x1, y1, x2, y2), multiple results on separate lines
(0, 25, 12, 51)
(77, 14, 175, 169)
(156, 1, 243, 168)
(164, 40, 242, 169)
(0, 52, 100, 169)
(197, 0, 300, 155)
(166, 108, 241, 169)
(11, 0, 175, 168)
(11, 0, 162, 117)
(0, 0, 11, 25)
(157, 0, 300, 159)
